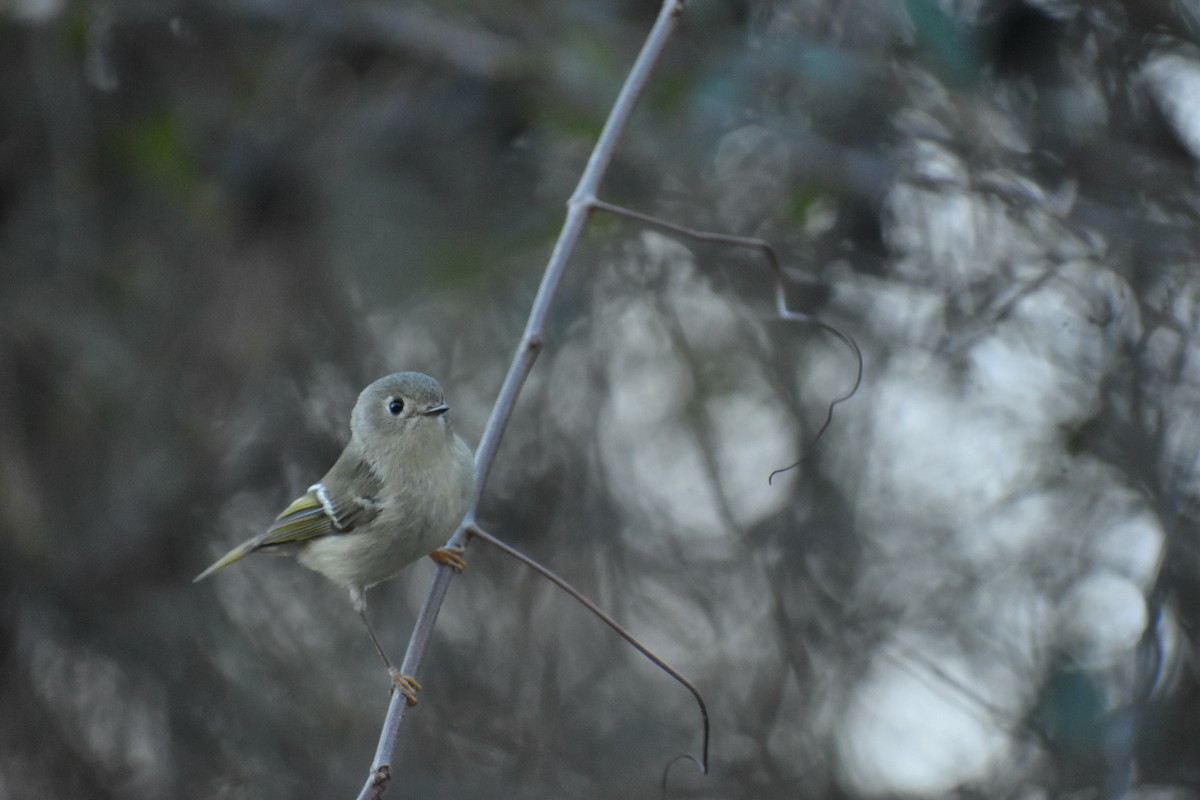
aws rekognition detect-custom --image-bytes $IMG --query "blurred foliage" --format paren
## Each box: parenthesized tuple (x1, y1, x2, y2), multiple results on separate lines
(4, 1, 1200, 799)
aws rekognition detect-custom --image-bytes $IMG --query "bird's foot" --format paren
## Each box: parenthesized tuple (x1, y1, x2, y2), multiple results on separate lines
(389, 668, 421, 706)
(430, 546, 467, 572)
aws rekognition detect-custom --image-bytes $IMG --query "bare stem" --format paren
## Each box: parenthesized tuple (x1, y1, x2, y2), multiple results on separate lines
(355, 2, 686, 797)
(467, 0, 685, 502)
(588, 199, 863, 483)
(467, 524, 709, 773)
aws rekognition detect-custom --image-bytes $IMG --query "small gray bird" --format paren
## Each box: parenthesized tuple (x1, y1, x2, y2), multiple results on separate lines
(195, 371, 475, 704)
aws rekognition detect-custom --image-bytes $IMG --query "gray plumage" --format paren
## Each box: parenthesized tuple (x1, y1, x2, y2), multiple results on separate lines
(195, 372, 475, 589)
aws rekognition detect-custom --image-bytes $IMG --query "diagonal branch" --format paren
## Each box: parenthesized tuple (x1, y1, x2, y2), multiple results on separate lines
(467, 523, 709, 772)
(355, 2, 687, 797)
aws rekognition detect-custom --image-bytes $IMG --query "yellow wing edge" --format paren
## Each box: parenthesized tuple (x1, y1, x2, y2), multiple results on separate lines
(193, 540, 257, 583)
(193, 492, 328, 583)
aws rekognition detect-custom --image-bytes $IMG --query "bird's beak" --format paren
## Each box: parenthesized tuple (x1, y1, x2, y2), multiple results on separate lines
(422, 403, 450, 417)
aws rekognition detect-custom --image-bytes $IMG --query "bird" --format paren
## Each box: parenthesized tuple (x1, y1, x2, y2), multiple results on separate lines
(195, 371, 475, 705)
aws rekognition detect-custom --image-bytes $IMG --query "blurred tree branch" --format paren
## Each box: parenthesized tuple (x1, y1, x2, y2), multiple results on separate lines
(203, 0, 533, 81)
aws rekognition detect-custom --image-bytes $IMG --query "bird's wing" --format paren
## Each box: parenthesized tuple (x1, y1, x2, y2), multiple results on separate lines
(262, 446, 384, 544)
(193, 446, 384, 582)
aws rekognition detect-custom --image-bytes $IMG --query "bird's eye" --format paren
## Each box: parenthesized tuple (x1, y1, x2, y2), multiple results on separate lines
(387, 398, 405, 416)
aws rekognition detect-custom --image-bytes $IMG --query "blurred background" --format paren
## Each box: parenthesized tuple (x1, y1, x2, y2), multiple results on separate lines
(3, 0, 1200, 798)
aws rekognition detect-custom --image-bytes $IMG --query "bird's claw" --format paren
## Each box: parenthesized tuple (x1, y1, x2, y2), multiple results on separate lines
(389, 668, 421, 706)
(430, 546, 467, 572)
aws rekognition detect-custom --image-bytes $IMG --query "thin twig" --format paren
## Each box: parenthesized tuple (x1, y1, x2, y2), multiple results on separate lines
(587, 199, 864, 483)
(467, 524, 709, 772)
(355, 2, 687, 797)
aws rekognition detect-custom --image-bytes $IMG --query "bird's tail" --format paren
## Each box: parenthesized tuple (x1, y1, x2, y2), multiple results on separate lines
(193, 541, 257, 583)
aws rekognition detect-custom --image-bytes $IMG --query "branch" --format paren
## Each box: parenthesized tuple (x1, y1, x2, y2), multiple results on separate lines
(214, 0, 530, 81)
(355, 2, 687, 797)
(467, 524, 709, 772)
(587, 199, 864, 483)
